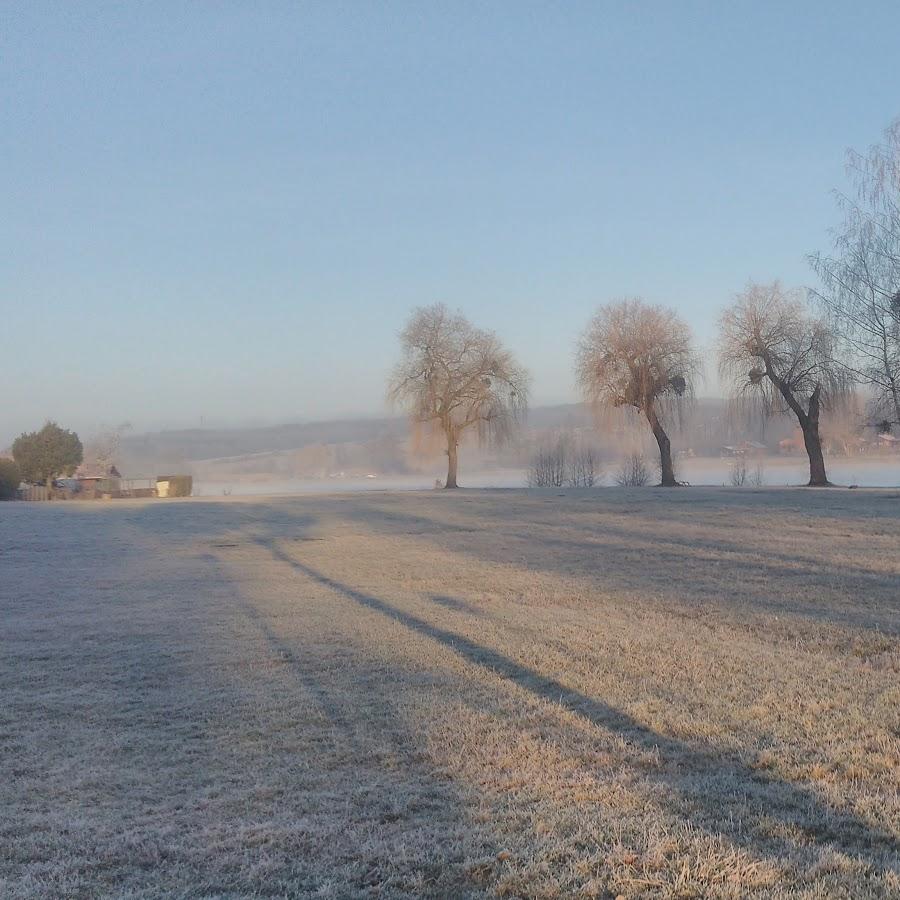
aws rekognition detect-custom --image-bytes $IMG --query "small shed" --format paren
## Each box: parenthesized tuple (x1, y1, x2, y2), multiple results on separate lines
(739, 440, 767, 457)
(778, 429, 804, 455)
(74, 464, 122, 498)
(157, 475, 193, 498)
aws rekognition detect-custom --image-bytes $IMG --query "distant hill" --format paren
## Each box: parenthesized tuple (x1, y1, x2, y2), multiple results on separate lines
(119, 399, 795, 481)
(121, 416, 408, 474)
(119, 405, 595, 478)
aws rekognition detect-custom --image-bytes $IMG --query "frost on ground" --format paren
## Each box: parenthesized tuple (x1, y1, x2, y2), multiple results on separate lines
(1, 488, 898, 898)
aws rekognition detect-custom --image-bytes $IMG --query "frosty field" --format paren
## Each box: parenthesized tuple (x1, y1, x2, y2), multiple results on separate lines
(1, 488, 898, 898)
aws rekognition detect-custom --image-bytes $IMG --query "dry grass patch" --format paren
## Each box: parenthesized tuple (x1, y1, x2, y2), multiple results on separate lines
(1, 488, 898, 897)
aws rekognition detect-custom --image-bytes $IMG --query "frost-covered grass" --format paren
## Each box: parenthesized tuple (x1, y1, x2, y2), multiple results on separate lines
(1, 488, 898, 898)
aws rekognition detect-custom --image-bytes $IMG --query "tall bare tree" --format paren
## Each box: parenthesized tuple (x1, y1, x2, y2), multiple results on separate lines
(810, 118, 900, 429)
(82, 422, 132, 474)
(389, 304, 528, 488)
(576, 299, 698, 486)
(719, 282, 847, 487)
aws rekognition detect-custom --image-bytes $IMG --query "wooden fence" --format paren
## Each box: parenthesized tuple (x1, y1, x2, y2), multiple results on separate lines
(18, 485, 52, 501)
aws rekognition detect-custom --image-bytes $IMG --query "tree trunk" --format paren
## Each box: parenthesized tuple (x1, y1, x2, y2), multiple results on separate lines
(764, 362, 831, 487)
(801, 421, 829, 486)
(445, 432, 459, 489)
(646, 407, 677, 487)
(890, 382, 900, 432)
(879, 336, 900, 430)
(801, 388, 830, 486)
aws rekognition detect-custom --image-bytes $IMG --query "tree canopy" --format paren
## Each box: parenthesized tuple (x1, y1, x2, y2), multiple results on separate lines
(12, 422, 84, 486)
(0, 459, 21, 500)
(718, 282, 846, 486)
(810, 118, 900, 429)
(389, 304, 528, 487)
(576, 299, 698, 486)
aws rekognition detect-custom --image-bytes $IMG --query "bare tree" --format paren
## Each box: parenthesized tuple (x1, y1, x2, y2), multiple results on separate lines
(719, 282, 847, 487)
(83, 422, 132, 474)
(576, 299, 698, 486)
(810, 119, 900, 430)
(389, 304, 528, 488)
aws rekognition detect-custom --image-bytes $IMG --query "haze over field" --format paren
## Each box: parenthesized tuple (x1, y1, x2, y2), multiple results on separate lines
(112, 409, 900, 496)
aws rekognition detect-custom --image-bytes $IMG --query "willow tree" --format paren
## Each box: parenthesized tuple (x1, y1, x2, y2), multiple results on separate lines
(719, 282, 846, 487)
(389, 304, 528, 488)
(576, 299, 698, 486)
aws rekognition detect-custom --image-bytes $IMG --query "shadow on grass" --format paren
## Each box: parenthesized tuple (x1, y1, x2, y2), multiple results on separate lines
(193, 547, 497, 897)
(429, 595, 483, 615)
(117, 488, 900, 637)
(336, 498, 900, 634)
(257, 536, 899, 877)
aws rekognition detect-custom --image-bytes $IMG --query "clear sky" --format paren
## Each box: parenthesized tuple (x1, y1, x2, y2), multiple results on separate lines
(2, 1, 899, 445)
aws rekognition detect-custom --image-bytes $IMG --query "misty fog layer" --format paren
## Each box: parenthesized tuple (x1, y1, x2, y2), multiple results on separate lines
(103, 400, 899, 495)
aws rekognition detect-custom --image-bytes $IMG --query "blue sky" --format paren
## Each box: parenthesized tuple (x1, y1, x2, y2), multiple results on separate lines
(2, 1, 899, 444)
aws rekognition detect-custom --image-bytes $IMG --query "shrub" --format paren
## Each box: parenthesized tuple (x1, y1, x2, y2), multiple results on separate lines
(729, 457, 765, 486)
(528, 434, 603, 488)
(527, 438, 568, 487)
(615, 454, 650, 487)
(569, 445, 599, 487)
(729, 457, 748, 486)
(0, 459, 21, 500)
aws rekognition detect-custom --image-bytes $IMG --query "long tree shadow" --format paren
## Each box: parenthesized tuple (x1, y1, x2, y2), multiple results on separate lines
(257, 536, 899, 878)
(191, 547, 498, 897)
(335, 500, 900, 633)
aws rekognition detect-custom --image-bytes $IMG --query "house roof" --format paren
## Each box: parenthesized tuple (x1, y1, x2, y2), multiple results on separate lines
(75, 464, 121, 479)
